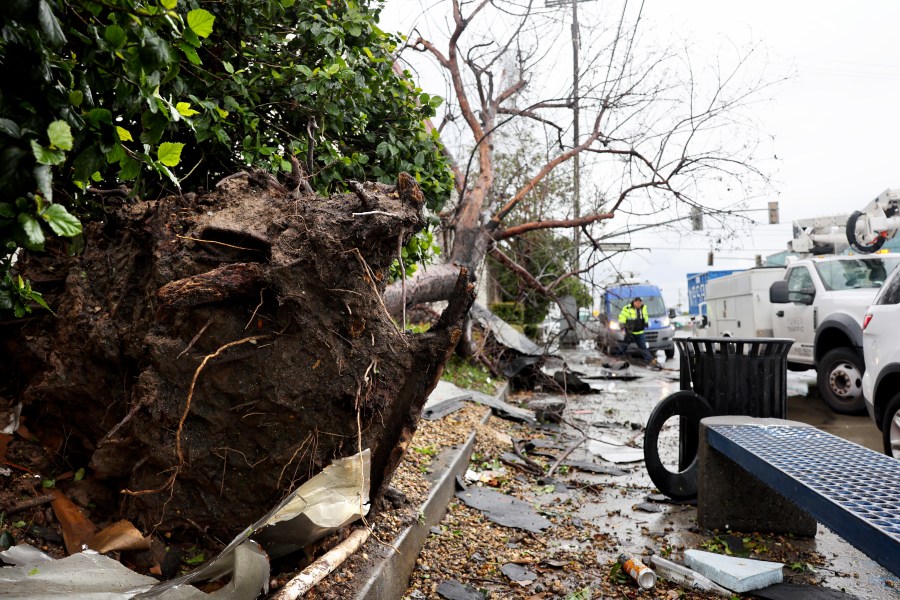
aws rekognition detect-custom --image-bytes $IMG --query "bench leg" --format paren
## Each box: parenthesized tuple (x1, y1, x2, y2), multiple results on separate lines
(698, 419, 817, 537)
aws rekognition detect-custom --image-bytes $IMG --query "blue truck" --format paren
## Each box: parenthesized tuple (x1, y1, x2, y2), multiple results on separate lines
(597, 282, 676, 359)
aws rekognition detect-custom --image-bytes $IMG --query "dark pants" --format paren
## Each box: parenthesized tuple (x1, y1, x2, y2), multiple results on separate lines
(617, 331, 653, 362)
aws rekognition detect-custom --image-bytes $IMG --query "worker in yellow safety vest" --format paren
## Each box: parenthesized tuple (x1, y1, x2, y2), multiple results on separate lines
(617, 297, 657, 366)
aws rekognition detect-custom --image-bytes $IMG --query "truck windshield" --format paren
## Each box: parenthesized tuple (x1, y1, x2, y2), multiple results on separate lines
(814, 257, 900, 291)
(609, 295, 667, 318)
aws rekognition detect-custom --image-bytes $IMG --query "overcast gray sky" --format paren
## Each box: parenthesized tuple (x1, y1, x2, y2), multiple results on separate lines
(380, 1, 900, 310)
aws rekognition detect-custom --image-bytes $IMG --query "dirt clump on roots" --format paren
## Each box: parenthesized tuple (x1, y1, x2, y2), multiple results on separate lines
(1, 172, 474, 544)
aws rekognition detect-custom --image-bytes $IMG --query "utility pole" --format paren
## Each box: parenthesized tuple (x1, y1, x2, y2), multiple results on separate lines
(571, 0, 581, 274)
(547, 0, 595, 272)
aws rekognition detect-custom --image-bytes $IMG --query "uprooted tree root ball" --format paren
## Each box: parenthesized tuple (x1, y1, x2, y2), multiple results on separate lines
(1, 173, 475, 541)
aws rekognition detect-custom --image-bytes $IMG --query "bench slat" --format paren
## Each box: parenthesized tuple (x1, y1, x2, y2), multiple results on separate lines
(707, 424, 900, 577)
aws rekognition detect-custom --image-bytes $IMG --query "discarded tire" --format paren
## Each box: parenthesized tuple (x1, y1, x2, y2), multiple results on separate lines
(644, 390, 713, 500)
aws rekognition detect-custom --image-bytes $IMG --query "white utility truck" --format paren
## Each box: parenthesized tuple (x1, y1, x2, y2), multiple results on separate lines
(704, 189, 900, 414)
(705, 267, 786, 338)
(708, 255, 899, 414)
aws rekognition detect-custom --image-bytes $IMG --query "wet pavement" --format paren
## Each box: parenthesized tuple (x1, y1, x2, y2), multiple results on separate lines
(551, 344, 898, 599)
(785, 370, 883, 452)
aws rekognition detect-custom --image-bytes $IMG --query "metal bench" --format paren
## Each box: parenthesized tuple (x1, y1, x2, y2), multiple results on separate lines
(698, 416, 900, 578)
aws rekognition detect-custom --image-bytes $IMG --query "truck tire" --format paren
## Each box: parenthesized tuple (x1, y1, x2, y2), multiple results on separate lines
(664, 347, 675, 360)
(881, 392, 900, 459)
(817, 348, 866, 414)
(643, 391, 713, 500)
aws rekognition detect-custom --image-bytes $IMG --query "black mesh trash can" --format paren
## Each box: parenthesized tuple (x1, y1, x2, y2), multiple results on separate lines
(676, 337, 793, 470)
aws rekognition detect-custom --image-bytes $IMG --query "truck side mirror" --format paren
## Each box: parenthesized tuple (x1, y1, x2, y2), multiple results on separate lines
(769, 280, 789, 304)
(668, 308, 677, 319)
(796, 287, 816, 305)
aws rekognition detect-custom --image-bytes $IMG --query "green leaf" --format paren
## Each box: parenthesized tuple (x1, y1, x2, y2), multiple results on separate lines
(41, 479, 55, 489)
(87, 108, 113, 128)
(119, 157, 141, 180)
(160, 0, 177, 9)
(346, 23, 362, 37)
(186, 9, 215, 38)
(157, 142, 184, 167)
(37, 0, 67, 46)
(116, 126, 134, 142)
(0, 203, 15, 219)
(104, 24, 127, 48)
(176, 102, 199, 117)
(34, 165, 53, 203)
(156, 164, 180, 188)
(178, 42, 201, 64)
(18, 214, 45, 249)
(74, 468, 86, 481)
(42, 205, 82, 237)
(182, 27, 201, 48)
(69, 90, 84, 107)
(222, 61, 234, 74)
(183, 553, 205, 565)
(30, 141, 66, 166)
(47, 121, 73, 151)
(138, 33, 172, 71)
(0, 119, 21, 138)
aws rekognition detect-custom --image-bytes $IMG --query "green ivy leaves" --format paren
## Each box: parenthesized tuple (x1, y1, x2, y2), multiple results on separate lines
(0, 0, 454, 319)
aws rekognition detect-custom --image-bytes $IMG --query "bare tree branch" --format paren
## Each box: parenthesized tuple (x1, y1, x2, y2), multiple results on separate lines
(493, 213, 614, 241)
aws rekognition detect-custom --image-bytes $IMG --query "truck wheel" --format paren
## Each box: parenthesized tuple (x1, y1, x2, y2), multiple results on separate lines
(817, 348, 866, 414)
(881, 393, 900, 458)
(643, 391, 713, 500)
(664, 347, 675, 359)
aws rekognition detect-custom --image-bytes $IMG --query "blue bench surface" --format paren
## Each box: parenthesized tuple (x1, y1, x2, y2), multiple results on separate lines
(706, 423, 900, 577)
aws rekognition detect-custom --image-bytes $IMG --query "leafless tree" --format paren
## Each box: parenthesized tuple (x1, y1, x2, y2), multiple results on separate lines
(383, 0, 777, 320)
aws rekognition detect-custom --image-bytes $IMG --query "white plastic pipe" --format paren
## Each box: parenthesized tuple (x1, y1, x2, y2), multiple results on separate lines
(649, 555, 733, 597)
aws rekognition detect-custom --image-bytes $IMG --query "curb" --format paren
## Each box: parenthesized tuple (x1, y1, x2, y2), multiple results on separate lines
(353, 382, 508, 600)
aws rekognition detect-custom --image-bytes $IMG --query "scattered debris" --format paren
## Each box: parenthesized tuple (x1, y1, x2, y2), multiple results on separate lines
(633, 502, 665, 513)
(500, 562, 538, 586)
(685, 549, 784, 593)
(552, 371, 593, 394)
(436, 579, 486, 600)
(582, 368, 640, 381)
(1, 403, 21, 434)
(526, 398, 566, 423)
(455, 481, 552, 533)
(252, 449, 371, 559)
(561, 461, 627, 476)
(470, 303, 544, 356)
(467, 391, 537, 425)
(271, 528, 370, 600)
(587, 439, 644, 464)
(89, 520, 152, 554)
(422, 381, 471, 421)
(649, 554, 733, 597)
(619, 553, 657, 589)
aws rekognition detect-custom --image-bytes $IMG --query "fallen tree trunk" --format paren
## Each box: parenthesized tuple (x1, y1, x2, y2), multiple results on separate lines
(1, 173, 474, 540)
